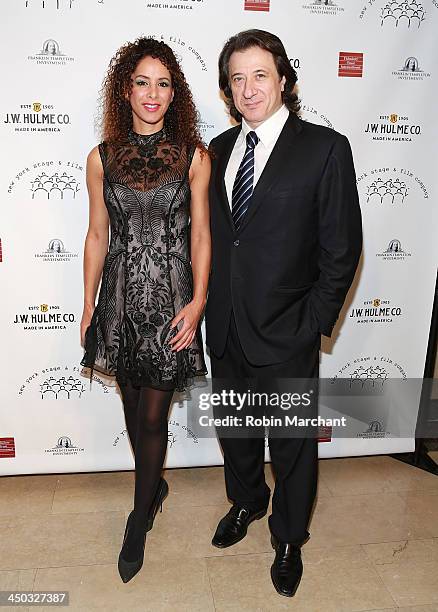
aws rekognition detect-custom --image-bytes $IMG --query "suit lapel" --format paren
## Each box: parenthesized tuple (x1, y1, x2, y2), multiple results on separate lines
(237, 113, 302, 234)
(215, 126, 240, 230)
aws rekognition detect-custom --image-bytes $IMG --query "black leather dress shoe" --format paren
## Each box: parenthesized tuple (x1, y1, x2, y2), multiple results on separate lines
(212, 504, 267, 548)
(270, 533, 303, 597)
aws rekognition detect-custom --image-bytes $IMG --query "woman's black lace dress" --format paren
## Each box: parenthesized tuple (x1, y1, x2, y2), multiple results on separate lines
(81, 128, 207, 391)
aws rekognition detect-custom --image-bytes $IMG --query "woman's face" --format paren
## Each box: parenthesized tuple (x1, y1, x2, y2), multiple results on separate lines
(129, 55, 174, 134)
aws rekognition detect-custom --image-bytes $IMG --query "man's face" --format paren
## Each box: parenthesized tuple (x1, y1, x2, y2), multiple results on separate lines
(228, 46, 286, 128)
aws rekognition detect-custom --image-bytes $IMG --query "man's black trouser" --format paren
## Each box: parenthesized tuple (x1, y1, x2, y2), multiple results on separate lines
(210, 312, 320, 544)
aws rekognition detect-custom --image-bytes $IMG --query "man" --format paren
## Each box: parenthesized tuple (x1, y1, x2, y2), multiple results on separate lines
(206, 29, 362, 597)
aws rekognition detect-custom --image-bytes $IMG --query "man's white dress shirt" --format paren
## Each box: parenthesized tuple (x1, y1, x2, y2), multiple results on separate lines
(224, 104, 289, 207)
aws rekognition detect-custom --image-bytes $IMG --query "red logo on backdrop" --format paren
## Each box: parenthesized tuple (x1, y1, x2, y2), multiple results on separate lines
(318, 426, 332, 443)
(0, 238, 2, 262)
(0, 437, 15, 458)
(338, 52, 364, 77)
(245, 0, 270, 11)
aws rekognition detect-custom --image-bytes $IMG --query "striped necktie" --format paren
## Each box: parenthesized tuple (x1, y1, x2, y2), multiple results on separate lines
(231, 130, 259, 230)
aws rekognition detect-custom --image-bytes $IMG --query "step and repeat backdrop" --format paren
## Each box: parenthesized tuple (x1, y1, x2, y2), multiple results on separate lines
(0, 0, 437, 475)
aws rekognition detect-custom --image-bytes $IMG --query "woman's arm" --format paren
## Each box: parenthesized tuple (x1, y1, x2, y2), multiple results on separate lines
(80, 146, 109, 347)
(169, 146, 211, 352)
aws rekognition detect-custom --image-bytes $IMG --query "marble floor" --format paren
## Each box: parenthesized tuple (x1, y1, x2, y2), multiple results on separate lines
(1, 452, 438, 611)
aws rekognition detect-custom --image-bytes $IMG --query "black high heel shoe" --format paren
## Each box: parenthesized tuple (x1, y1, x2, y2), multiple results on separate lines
(118, 477, 169, 583)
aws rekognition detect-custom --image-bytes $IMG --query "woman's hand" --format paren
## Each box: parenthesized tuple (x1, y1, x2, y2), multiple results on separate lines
(168, 299, 205, 352)
(80, 304, 94, 348)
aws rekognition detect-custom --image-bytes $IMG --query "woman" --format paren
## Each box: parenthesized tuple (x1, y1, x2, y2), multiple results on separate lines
(80, 37, 211, 583)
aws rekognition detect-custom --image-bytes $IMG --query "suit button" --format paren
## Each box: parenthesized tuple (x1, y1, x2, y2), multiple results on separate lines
(233, 239, 240, 247)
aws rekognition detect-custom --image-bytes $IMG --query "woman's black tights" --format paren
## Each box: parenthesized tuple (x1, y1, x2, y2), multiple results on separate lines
(119, 379, 174, 561)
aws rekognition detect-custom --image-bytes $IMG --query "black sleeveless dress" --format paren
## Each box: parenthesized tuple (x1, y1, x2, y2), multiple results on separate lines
(81, 128, 207, 391)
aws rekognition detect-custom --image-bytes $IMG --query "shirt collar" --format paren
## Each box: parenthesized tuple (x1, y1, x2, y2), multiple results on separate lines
(241, 104, 289, 147)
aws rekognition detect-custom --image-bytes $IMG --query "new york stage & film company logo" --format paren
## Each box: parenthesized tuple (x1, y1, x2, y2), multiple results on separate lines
(302, 0, 344, 15)
(35, 239, 78, 263)
(331, 355, 408, 385)
(300, 105, 333, 128)
(0, 437, 16, 458)
(113, 419, 199, 447)
(149, 34, 207, 72)
(245, 0, 270, 11)
(376, 238, 412, 261)
(332, 357, 397, 439)
(7, 160, 82, 196)
(381, 0, 425, 27)
(13, 303, 76, 332)
(349, 297, 403, 325)
(28, 39, 74, 66)
(364, 113, 421, 143)
(45, 436, 84, 456)
(392, 56, 431, 81)
(18, 365, 109, 396)
(113, 429, 129, 447)
(145, 0, 206, 10)
(357, 166, 429, 205)
(4, 102, 71, 133)
(168, 419, 199, 447)
(359, 0, 436, 25)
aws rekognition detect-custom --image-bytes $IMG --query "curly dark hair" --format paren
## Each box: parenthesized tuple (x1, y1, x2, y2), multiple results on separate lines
(218, 29, 300, 123)
(99, 36, 206, 152)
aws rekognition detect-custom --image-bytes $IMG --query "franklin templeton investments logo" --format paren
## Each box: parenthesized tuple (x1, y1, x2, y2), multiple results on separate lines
(358, 420, 390, 438)
(45, 436, 84, 455)
(376, 239, 412, 261)
(35, 239, 78, 263)
(302, 0, 344, 15)
(393, 56, 431, 80)
(28, 39, 74, 66)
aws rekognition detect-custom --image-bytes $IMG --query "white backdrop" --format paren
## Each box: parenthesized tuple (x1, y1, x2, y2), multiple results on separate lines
(1, 0, 437, 475)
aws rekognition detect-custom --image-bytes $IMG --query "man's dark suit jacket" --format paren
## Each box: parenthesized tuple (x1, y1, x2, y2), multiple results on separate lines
(205, 112, 362, 367)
